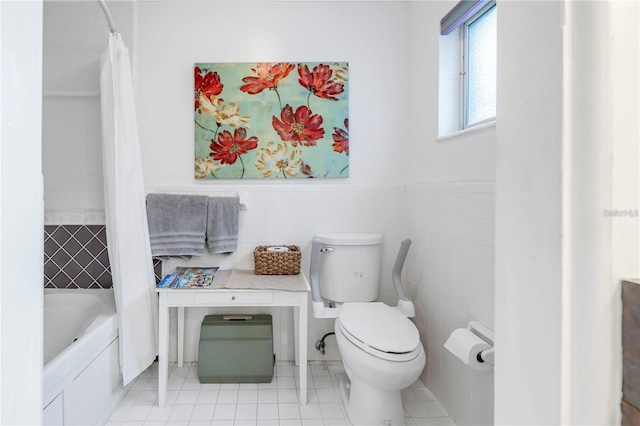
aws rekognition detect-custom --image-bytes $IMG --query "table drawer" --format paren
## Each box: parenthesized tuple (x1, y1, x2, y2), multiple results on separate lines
(195, 292, 273, 305)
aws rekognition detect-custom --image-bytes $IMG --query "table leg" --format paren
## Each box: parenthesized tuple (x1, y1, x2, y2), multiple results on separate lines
(158, 293, 168, 407)
(298, 294, 308, 404)
(177, 307, 184, 368)
(293, 306, 300, 367)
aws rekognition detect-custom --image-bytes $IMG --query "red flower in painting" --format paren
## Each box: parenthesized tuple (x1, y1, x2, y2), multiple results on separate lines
(240, 63, 295, 95)
(272, 104, 324, 147)
(195, 67, 223, 110)
(332, 118, 349, 155)
(209, 128, 258, 165)
(298, 64, 344, 101)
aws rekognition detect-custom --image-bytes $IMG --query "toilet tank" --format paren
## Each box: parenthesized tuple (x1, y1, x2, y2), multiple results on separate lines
(315, 233, 383, 303)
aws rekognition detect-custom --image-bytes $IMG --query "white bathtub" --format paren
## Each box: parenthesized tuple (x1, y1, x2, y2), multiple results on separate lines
(43, 289, 126, 425)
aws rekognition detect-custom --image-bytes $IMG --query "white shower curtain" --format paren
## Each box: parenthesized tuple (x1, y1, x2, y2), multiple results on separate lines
(100, 33, 158, 386)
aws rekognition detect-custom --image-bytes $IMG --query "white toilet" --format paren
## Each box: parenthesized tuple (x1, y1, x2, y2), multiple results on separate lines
(309, 233, 425, 426)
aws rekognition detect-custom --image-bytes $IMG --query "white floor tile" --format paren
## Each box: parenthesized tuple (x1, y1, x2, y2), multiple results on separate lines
(135, 390, 158, 405)
(404, 401, 431, 418)
(257, 389, 278, 404)
(315, 388, 339, 403)
(145, 405, 173, 422)
(238, 389, 258, 403)
(197, 389, 219, 404)
(166, 376, 186, 390)
(218, 389, 240, 404)
(168, 404, 195, 421)
(276, 376, 296, 389)
(319, 402, 344, 420)
(277, 388, 298, 403)
(182, 377, 204, 390)
(122, 404, 152, 422)
(113, 361, 455, 426)
(176, 389, 200, 405)
(257, 403, 279, 420)
(278, 403, 301, 420)
(109, 404, 131, 422)
(299, 402, 322, 419)
(213, 403, 238, 421)
(190, 403, 216, 421)
(425, 401, 449, 417)
(235, 403, 258, 420)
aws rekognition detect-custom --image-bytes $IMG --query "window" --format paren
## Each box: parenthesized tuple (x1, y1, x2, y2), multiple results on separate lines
(438, 0, 496, 136)
(463, 3, 497, 127)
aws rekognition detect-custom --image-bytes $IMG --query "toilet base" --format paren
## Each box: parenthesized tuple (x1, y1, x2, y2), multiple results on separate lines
(338, 374, 405, 426)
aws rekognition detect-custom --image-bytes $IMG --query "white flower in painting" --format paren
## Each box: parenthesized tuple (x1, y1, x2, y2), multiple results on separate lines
(198, 95, 250, 129)
(195, 157, 223, 179)
(255, 142, 303, 178)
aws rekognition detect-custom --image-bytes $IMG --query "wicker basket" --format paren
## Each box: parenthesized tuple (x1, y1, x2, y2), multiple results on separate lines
(253, 245, 301, 275)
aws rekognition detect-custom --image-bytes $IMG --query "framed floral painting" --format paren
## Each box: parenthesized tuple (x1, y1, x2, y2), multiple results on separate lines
(194, 62, 349, 179)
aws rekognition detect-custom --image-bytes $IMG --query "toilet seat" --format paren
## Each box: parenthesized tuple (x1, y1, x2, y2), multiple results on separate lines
(338, 302, 421, 362)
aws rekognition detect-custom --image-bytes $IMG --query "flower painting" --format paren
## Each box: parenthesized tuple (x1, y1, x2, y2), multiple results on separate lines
(194, 62, 349, 179)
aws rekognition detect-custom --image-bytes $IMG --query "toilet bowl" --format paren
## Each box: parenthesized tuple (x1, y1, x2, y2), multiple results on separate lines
(309, 233, 425, 426)
(334, 302, 425, 426)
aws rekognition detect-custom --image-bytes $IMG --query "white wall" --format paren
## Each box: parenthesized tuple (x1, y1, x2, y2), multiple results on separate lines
(495, 2, 565, 424)
(567, 1, 639, 424)
(495, 1, 639, 425)
(0, 1, 44, 423)
(43, 0, 134, 224)
(405, 2, 496, 424)
(136, 0, 411, 188)
(407, 1, 496, 184)
(406, 182, 495, 425)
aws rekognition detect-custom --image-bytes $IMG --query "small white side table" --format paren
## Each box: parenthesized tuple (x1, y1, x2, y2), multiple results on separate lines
(155, 270, 310, 406)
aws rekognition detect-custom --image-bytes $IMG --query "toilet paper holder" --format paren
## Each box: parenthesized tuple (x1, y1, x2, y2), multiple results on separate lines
(467, 321, 495, 365)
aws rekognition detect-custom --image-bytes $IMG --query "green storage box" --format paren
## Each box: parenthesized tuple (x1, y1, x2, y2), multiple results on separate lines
(198, 314, 274, 383)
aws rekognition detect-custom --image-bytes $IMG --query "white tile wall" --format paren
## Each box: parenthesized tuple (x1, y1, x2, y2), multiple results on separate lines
(43, 1, 135, 221)
(155, 184, 409, 363)
(406, 182, 495, 426)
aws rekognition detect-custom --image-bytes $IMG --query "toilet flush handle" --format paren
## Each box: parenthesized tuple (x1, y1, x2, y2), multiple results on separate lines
(320, 247, 334, 253)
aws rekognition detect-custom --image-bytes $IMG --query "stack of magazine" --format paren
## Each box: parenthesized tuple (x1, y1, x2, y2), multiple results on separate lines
(156, 266, 219, 289)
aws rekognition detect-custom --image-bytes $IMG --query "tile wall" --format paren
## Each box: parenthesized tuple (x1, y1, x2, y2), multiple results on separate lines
(44, 224, 162, 288)
(406, 181, 495, 426)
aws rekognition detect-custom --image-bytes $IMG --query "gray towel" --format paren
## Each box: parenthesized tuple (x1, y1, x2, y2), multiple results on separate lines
(206, 197, 239, 254)
(146, 194, 209, 258)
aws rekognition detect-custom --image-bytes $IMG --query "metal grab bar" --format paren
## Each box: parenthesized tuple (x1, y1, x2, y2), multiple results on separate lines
(392, 239, 412, 302)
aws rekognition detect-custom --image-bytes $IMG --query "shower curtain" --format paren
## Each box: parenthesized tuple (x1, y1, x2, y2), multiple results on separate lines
(100, 33, 158, 386)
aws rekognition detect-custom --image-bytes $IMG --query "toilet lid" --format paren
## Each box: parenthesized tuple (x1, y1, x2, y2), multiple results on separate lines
(338, 303, 420, 355)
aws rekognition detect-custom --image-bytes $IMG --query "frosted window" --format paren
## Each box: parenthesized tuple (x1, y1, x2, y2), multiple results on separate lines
(465, 4, 497, 127)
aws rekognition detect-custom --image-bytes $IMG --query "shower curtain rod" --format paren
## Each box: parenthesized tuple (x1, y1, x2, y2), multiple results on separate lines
(97, 0, 117, 34)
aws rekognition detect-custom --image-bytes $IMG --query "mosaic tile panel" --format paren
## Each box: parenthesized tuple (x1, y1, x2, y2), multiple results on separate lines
(44, 225, 162, 288)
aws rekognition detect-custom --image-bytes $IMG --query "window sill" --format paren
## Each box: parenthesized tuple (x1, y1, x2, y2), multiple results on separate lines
(437, 120, 496, 142)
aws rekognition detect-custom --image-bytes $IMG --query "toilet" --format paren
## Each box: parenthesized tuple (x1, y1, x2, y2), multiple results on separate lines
(309, 233, 425, 426)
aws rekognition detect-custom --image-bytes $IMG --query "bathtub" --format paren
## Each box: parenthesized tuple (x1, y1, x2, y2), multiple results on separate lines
(43, 289, 126, 425)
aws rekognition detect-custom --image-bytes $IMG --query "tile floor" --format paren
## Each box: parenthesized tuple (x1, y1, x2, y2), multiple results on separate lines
(107, 361, 455, 426)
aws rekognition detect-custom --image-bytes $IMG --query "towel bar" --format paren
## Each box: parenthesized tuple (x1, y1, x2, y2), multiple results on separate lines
(146, 188, 248, 210)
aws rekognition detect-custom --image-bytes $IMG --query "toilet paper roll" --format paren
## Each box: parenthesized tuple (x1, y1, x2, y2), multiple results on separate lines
(443, 328, 492, 371)
(267, 246, 289, 252)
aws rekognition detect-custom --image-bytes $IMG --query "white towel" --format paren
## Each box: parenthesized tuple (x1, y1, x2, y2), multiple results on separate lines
(206, 197, 239, 254)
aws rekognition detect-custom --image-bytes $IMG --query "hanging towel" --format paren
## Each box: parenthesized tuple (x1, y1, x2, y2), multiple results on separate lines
(146, 193, 209, 259)
(207, 197, 239, 254)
